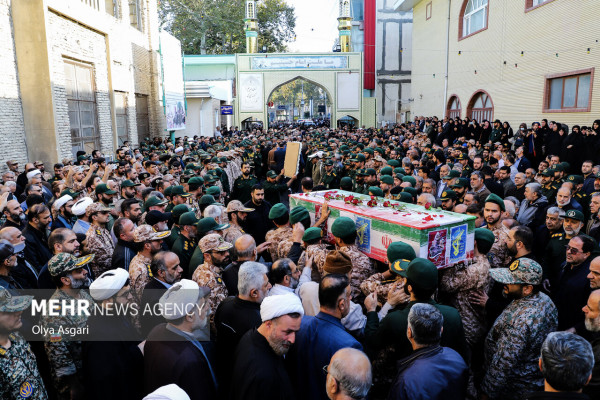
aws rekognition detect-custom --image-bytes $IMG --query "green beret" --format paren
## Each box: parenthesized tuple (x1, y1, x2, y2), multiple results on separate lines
(199, 195, 218, 206)
(365, 168, 377, 176)
(331, 217, 356, 238)
(393, 168, 405, 176)
(402, 176, 417, 186)
(380, 175, 394, 185)
(398, 192, 413, 203)
(485, 193, 505, 211)
(269, 203, 288, 220)
(474, 228, 495, 254)
(289, 206, 310, 225)
(380, 167, 393, 176)
(206, 186, 221, 197)
(302, 227, 323, 242)
(368, 186, 384, 197)
(404, 258, 438, 290)
(340, 176, 353, 186)
(364, 148, 374, 155)
(387, 241, 416, 270)
(387, 160, 400, 167)
(403, 187, 417, 198)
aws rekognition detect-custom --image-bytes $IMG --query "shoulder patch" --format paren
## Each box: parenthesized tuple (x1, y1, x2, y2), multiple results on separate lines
(551, 233, 564, 238)
(96, 229, 102, 236)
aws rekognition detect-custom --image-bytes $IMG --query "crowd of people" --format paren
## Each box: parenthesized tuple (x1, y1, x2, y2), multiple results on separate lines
(1, 115, 600, 400)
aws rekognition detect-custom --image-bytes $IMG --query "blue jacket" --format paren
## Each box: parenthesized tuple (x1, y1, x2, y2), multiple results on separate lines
(388, 345, 468, 400)
(286, 312, 362, 400)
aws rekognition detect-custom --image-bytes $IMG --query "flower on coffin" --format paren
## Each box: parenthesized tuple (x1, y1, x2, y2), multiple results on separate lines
(367, 199, 378, 207)
(383, 201, 391, 207)
(424, 202, 432, 210)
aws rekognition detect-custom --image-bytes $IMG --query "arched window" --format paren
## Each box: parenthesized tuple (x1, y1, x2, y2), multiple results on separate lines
(447, 96, 461, 119)
(461, 0, 488, 38)
(467, 91, 493, 122)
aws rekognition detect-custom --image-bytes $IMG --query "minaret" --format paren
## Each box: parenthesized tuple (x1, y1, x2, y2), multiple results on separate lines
(337, 0, 352, 52)
(244, 0, 258, 53)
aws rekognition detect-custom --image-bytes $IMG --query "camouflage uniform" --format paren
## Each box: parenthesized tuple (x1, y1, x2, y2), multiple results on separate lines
(222, 224, 245, 245)
(439, 255, 492, 347)
(192, 262, 229, 317)
(128, 253, 153, 304)
(43, 289, 94, 399)
(360, 274, 407, 307)
(338, 244, 375, 301)
(265, 226, 293, 261)
(486, 224, 511, 269)
(482, 291, 558, 399)
(0, 332, 48, 400)
(84, 225, 115, 277)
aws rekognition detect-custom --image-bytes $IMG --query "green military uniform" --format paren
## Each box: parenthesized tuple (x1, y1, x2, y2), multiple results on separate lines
(320, 160, 340, 189)
(231, 174, 258, 204)
(165, 225, 181, 250)
(540, 169, 558, 204)
(188, 246, 204, 275)
(263, 171, 288, 206)
(544, 231, 567, 288)
(170, 212, 199, 278)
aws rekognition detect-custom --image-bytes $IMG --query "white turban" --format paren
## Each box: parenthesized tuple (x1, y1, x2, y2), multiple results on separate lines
(143, 384, 190, 400)
(89, 268, 129, 301)
(174, 146, 184, 153)
(159, 279, 207, 320)
(26, 169, 42, 180)
(72, 197, 93, 216)
(260, 294, 304, 322)
(53, 195, 73, 210)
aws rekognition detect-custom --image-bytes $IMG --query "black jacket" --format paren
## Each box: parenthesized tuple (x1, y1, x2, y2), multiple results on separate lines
(111, 239, 137, 271)
(10, 255, 38, 289)
(222, 262, 242, 296)
(139, 278, 169, 338)
(22, 224, 52, 272)
(553, 257, 592, 333)
(243, 200, 273, 245)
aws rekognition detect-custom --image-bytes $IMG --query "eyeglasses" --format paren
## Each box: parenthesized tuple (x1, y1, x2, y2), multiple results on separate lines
(566, 246, 583, 254)
(322, 365, 330, 376)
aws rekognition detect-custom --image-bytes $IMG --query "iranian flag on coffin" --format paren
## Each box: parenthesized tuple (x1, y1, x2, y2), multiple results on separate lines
(289, 190, 476, 268)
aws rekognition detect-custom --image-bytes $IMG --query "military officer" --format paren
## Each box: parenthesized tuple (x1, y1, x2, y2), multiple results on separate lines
(540, 169, 558, 204)
(263, 170, 295, 206)
(84, 202, 115, 278)
(296, 227, 329, 280)
(171, 211, 200, 278)
(482, 258, 558, 400)
(544, 209, 584, 290)
(230, 162, 258, 204)
(223, 200, 254, 244)
(353, 169, 368, 194)
(484, 194, 511, 269)
(319, 159, 340, 189)
(165, 204, 190, 249)
(265, 203, 292, 262)
(568, 175, 590, 219)
(0, 288, 48, 400)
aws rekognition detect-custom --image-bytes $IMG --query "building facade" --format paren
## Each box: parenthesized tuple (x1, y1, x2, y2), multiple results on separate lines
(1, 0, 182, 169)
(397, 0, 600, 127)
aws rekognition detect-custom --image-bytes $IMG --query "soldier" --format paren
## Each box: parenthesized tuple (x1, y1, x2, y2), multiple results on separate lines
(192, 233, 232, 324)
(544, 209, 584, 291)
(223, 200, 254, 244)
(361, 241, 416, 307)
(296, 227, 330, 280)
(43, 253, 95, 399)
(481, 258, 558, 399)
(331, 217, 375, 302)
(0, 288, 48, 400)
(171, 211, 200, 278)
(484, 194, 511, 269)
(540, 169, 558, 205)
(353, 169, 368, 194)
(450, 178, 469, 204)
(263, 170, 295, 206)
(567, 175, 590, 219)
(165, 204, 190, 249)
(231, 162, 258, 204)
(265, 204, 292, 262)
(84, 202, 115, 278)
(319, 160, 340, 189)
(129, 225, 170, 304)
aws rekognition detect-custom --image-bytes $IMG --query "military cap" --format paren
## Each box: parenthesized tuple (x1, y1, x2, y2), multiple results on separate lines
(490, 257, 542, 285)
(324, 159, 334, 166)
(340, 176, 353, 186)
(134, 225, 171, 242)
(350, 154, 366, 162)
(226, 200, 254, 213)
(121, 179, 141, 188)
(139, 172, 151, 180)
(0, 287, 33, 313)
(145, 210, 172, 226)
(197, 217, 229, 234)
(60, 188, 81, 198)
(269, 203, 289, 220)
(331, 217, 356, 238)
(485, 193, 505, 211)
(356, 168, 368, 176)
(404, 187, 418, 198)
(0, 240, 24, 262)
(206, 186, 221, 197)
(77, 155, 90, 161)
(380, 175, 394, 185)
(364, 148, 374, 155)
(323, 251, 352, 274)
(290, 206, 310, 225)
(170, 185, 190, 197)
(441, 189, 457, 201)
(95, 183, 117, 195)
(188, 176, 204, 185)
(302, 227, 323, 242)
(395, 173, 405, 181)
(396, 192, 412, 203)
(48, 253, 95, 277)
(365, 168, 377, 176)
(455, 153, 467, 161)
(394, 167, 405, 175)
(368, 186, 384, 197)
(199, 195, 220, 206)
(402, 175, 417, 187)
(266, 170, 278, 179)
(163, 186, 174, 197)
(450, 178, 469, 189)
(380, 167, 393, 176)
(560, 162, 570, 172)
(564, 209, 584, 222)
(387, 241, 416, 273)
(442, 170, 461, 180)
(540, 168, 554, 177)
(551, 163, 563, 172)
(86, 202, 111, 214)
(171, 204, 190, 220)
(474, 228, 495, 254)
(200, 233, 233, 253)
(374, 156, 385, 162)
(144, 196, 168, 210)
(567, 175, 584, 185)
(219, 157, 228, 163)
(400, 258, 438, 290)
(179, 211, 199, 226)
(387, 159, 400, 167)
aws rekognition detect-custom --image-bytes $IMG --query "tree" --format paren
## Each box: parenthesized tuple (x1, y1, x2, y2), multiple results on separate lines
(159, 0, 296, 55)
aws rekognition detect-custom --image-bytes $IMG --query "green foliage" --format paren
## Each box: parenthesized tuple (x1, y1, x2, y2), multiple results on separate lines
(159, 0, 296, 54)
(269, 78, 332, 108)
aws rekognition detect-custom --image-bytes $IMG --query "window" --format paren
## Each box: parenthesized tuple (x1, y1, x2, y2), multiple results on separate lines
(351, 0, 364, 21)
(426, 2, 432, 20)
(129, 0, 143, 31)
(447, 96, 461, 119)
(136, 94, 150, 143)
(544, 69, 594, 113)
(115, 92, 128, 146)
(525, 0, 555, 11)
(461, 0, 488, 38)
(467, 91, 493, 122)
(64, 60, 100, 157)
(105, 0, 119, 17)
